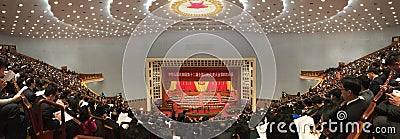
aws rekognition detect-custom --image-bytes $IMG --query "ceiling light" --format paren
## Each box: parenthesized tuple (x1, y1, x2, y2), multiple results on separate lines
(18, 3, 23, 7)
(54, 1, 58, 4)
(68, 3, 72, 6)
(360, 4, 364, 6)
(388, 1, 393, 4)
(1, 11, 5, 14)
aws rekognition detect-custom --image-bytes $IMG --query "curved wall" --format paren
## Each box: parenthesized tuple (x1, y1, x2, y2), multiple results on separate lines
(1, 25, 399, 99)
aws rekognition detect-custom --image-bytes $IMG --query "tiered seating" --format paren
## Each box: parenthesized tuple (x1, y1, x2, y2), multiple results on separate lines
(307, 42, 400, 94)
(1, 51, 121, 139)
(4, 52, 100, 99)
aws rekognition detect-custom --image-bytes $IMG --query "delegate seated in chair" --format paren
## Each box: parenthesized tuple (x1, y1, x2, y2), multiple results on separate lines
(34, 85, 63, 138)
(33, 85, 81, 138)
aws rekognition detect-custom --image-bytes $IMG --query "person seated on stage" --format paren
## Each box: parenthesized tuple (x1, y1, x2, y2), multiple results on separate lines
(0, 56, 25, 139)
(177, 110, 188, 122)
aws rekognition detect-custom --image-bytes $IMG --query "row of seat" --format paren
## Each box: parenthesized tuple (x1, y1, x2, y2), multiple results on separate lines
(20, 94, 118, 139)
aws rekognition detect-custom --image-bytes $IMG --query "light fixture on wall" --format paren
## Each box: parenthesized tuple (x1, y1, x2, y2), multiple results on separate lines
(171, 0, 223, 17)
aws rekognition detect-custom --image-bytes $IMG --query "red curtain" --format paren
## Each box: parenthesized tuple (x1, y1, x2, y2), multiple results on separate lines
(176, 81, 196, 91)
(177, 81, 182, 91)
(189, 81, 196, 91)
(217, 81, 227, 91)
(207, 82, 216, 91)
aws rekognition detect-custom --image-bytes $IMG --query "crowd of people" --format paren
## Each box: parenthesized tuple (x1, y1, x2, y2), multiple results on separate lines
(270, 42, 400, 139)
(2, 42, 400, 139)
(0, 51, 268, 139)
(0, 52, 139, 139)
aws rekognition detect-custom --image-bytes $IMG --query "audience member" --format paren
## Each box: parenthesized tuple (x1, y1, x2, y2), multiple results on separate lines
(0, 56, 24, 139)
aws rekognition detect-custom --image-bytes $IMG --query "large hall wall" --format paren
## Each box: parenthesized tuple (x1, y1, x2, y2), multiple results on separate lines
(1, 25, 399, 99)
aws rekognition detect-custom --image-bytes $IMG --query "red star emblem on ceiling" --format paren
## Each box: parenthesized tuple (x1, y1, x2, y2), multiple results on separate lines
(187, 1, 208, 9)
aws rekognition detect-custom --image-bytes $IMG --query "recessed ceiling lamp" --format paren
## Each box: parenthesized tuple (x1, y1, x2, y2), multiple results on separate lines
(171, 0, 223, 17)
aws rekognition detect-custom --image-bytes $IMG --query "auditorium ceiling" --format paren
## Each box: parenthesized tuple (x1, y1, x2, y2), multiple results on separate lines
(0, 0, 399, 38)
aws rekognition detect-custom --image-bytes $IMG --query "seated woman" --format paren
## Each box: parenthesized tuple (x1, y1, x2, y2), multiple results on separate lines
(79, 106, 97, 136)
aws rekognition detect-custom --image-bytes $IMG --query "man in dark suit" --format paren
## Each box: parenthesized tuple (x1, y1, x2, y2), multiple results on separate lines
(33, 85, 63, 138)
(34, 85, 59, 128)
(366, 68, 385, 95)
(330, 76, 368, 139)
(104, 111, 121, 139)
(22, 77, 36, 103)
(177, 110, 187, 122)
